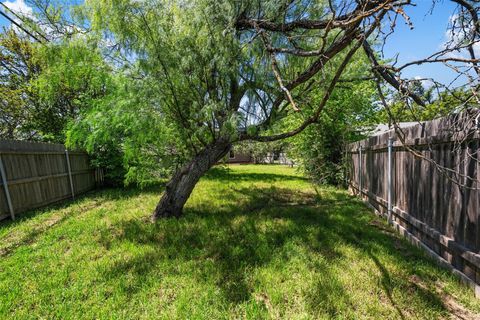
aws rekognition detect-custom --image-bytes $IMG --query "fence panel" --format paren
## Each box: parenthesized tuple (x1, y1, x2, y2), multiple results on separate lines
(347, 111, 480, 292)
(0, 140, 102, 220)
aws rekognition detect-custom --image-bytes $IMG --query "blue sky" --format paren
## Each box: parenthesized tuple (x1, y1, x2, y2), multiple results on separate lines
(1, 0, 33, 28)
(0, 0, 463, 85)
(381, 0, 460, 85)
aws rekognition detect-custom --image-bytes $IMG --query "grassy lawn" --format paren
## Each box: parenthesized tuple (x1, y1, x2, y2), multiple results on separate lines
(0, 165, 479, 319)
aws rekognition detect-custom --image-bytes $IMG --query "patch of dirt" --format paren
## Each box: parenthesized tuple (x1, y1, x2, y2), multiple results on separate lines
(442, 295, 480, 320)
(409, 275, 480, 320)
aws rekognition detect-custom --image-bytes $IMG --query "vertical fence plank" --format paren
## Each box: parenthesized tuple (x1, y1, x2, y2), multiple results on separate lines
(387, 137, 393, 224)
(0, 155, 15, 220)
(65, 150, 75, 200)
(359, 146, 363, 197)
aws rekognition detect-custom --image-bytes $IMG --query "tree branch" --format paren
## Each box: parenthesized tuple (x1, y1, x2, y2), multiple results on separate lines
(362, 40, 426, 106)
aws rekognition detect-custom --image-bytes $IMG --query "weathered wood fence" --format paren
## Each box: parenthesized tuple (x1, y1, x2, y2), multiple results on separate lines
(347, 111, 480, 295)
(0, 140, 103, 221)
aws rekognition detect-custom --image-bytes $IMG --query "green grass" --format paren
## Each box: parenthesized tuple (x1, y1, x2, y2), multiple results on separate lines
(0, 165, 479, 319)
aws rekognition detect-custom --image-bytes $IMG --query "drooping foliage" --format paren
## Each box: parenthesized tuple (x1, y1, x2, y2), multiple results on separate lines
(61, 0, 253, 185)
(84, 0, 250, 147)
(66, 74, 187, 186)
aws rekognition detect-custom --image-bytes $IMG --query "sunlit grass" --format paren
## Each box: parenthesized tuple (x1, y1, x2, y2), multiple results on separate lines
(0, 165, 478, 319)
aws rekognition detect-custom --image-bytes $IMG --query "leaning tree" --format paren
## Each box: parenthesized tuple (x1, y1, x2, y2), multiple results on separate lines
(80, 0, 479, 220)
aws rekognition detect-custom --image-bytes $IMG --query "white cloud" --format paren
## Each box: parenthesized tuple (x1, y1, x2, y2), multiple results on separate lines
(2, 1, 87, 40)
(441, 14, 480, 58)
(1, 0, 36, 36)
(474, 42, 480, 57)
(2, 0, 33, 19)
(1, 0, 57, 40)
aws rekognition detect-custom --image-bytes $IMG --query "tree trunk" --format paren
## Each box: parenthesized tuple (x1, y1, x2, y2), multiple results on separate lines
(151, 140, 231, 221)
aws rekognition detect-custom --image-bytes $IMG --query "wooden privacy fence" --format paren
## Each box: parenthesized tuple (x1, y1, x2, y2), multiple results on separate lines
(347, 111, 480, 295)
(0, 140, 104, 221)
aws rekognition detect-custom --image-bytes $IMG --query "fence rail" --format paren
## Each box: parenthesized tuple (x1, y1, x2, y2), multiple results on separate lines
(347, 111, 480, 295)
(0, 140, 103, 221)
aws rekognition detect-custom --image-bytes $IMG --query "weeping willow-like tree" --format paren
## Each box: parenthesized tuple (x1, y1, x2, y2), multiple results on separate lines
(80, 0, 403, 220)
(73, 0, 479, 220)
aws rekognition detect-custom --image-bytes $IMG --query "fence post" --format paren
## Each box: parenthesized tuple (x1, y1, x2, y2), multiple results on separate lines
(0, 155, 15, 220)
(65, 150, 75, 200)
(359, 146, 363, 198)
(387, 137, 394, 224)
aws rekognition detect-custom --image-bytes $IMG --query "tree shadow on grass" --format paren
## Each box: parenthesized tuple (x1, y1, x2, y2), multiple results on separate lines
(96, 181, 451, 317)
(0, 183, 165, 230)
(0, 165, 460, 316)
(0, 184, 167, 258)
(204, 166, 308, 183)
(0, 166, 298, 251)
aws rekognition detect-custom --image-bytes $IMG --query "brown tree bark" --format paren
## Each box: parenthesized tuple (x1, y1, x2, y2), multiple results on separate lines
(151, 140, 231, 220)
